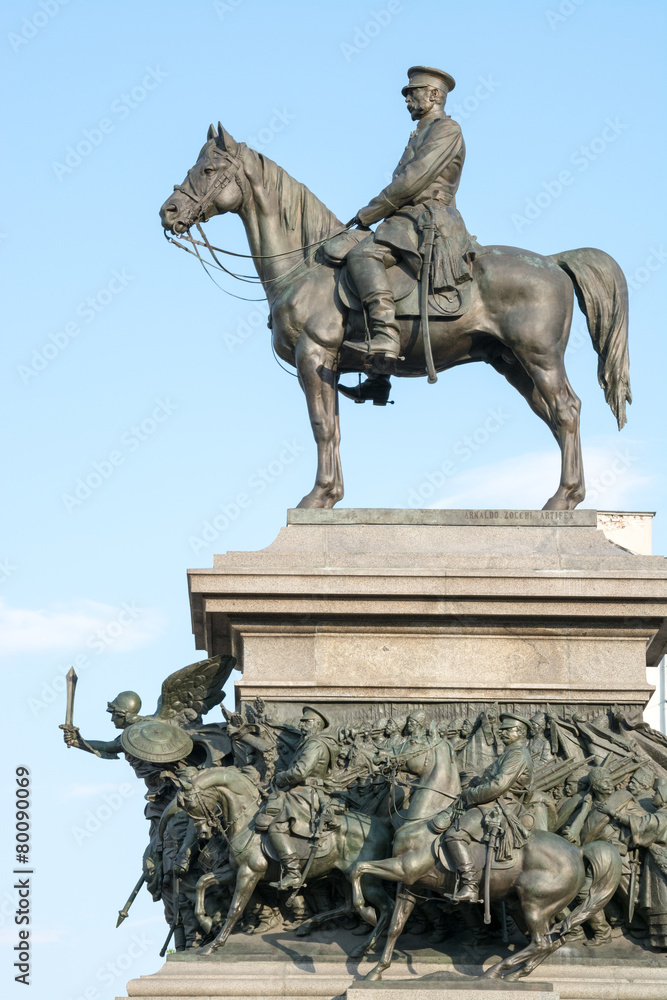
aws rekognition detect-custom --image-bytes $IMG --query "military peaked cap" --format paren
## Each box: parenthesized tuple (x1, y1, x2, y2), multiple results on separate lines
(499, 712, 531, 730)
(402, 66, 456, 96)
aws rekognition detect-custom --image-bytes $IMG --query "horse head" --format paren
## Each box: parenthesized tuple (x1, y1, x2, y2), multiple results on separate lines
(160, 123, 245, 234)
(176, 764, 261, 841)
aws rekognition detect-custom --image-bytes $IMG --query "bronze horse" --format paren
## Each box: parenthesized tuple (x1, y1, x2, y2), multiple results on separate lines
(176, 765, 394, 957)
(349, 801, 622, 982)
(160, 124, 631, 511)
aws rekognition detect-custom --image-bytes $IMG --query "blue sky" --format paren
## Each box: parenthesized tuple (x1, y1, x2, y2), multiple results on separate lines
(1, 1, 666, 997)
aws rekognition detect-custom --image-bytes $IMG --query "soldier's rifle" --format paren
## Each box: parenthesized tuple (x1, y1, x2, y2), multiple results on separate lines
(116, 873, 147, 927)
(532, 754, 594, 793)
(159, 873, 181, 957)
(607, 755, 647, 785)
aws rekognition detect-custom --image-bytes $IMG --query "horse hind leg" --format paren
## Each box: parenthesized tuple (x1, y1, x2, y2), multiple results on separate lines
(508, 345, 584, 511)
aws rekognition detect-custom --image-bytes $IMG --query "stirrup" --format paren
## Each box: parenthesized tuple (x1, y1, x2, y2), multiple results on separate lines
(269, 872, 302, 890)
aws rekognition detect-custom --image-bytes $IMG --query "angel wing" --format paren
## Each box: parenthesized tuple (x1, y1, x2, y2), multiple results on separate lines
(153, 654, 235, 726)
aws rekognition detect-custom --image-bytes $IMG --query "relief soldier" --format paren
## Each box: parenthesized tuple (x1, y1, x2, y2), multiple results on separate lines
(254, 706, 341, 889)
(437, 713, 534, 903)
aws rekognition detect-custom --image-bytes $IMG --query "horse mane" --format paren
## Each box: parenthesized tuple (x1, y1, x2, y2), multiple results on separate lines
(247, 147, 343, 265)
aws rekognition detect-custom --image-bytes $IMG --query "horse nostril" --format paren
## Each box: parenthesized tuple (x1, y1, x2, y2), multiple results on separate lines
(163, 203, 177, 217)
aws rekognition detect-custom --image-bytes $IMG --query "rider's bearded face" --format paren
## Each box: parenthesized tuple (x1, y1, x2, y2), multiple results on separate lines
(405, 87, 440, 120)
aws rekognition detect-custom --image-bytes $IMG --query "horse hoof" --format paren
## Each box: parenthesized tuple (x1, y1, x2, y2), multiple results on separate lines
(349, 945, 367, 960)
(295, 923, 312, 937)
(363, 968, 383, 982)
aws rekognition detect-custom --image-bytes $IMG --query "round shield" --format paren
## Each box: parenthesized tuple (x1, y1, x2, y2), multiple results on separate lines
(121, 720, 194, 763)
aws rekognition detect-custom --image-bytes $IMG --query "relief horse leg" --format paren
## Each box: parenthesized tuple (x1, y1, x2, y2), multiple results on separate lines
(199, 866, 263, 954)
(363, 885, 417, 981)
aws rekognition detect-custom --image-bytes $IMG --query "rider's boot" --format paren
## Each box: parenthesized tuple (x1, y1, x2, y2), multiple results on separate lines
(446, 838, 480, 904)
(268, 830, 302, 889)
(343, 250, 401, 360)
(338, 373, 392, 405)
(276, 853, 301, 889)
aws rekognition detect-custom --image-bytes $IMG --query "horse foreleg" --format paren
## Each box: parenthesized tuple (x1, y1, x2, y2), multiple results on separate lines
(195, 872, 219, 934)
(350, 878, 395, 959)
(198, 866, 261, 955)
(295, 337, 342, 508)
(363, 886, 417, 981)
(351, 848, 433, 924)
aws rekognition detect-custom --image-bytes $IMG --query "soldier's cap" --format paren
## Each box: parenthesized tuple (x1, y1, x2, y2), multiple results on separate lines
(302, 705, 330, 729)
(499, 712, 531, 731)
(402, 66, 456, 96)
(120, 719, 194, 763)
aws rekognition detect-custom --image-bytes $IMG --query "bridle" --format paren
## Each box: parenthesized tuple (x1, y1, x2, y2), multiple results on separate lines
(164, 140, 355, 281)
(170, 143, 246, 232)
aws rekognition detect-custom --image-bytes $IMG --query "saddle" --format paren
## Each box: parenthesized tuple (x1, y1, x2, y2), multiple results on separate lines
(321, 230, 473, 328)
(436, 839, 518, 875)
(260, 829, 334, 865)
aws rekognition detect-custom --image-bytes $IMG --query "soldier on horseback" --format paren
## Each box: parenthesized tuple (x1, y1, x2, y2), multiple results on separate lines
(434, 712, 534, 903)
(341, 65, 479, 387)
(255, 706, 341, 889)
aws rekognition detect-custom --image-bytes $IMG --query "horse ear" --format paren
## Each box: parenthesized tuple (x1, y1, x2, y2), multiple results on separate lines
(216, 122, 238, 155)
(207, 123, 218, 141)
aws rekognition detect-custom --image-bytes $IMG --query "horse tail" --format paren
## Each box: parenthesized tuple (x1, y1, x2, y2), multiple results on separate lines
(557, 840, 622, 936)
(551, 247, 631, 429)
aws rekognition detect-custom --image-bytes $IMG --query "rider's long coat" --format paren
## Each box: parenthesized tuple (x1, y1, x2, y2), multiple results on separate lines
(449, 741, 534, 846)
(261, 733, 338, 838)
(356, 108, 478, 290)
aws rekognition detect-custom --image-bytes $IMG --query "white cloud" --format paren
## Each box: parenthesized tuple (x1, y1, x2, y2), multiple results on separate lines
(430, 441, 653, 511)
(0, 598, 165, 657)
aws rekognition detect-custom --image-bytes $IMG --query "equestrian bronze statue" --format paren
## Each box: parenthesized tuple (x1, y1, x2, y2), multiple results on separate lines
(160, 66, 631, 512)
